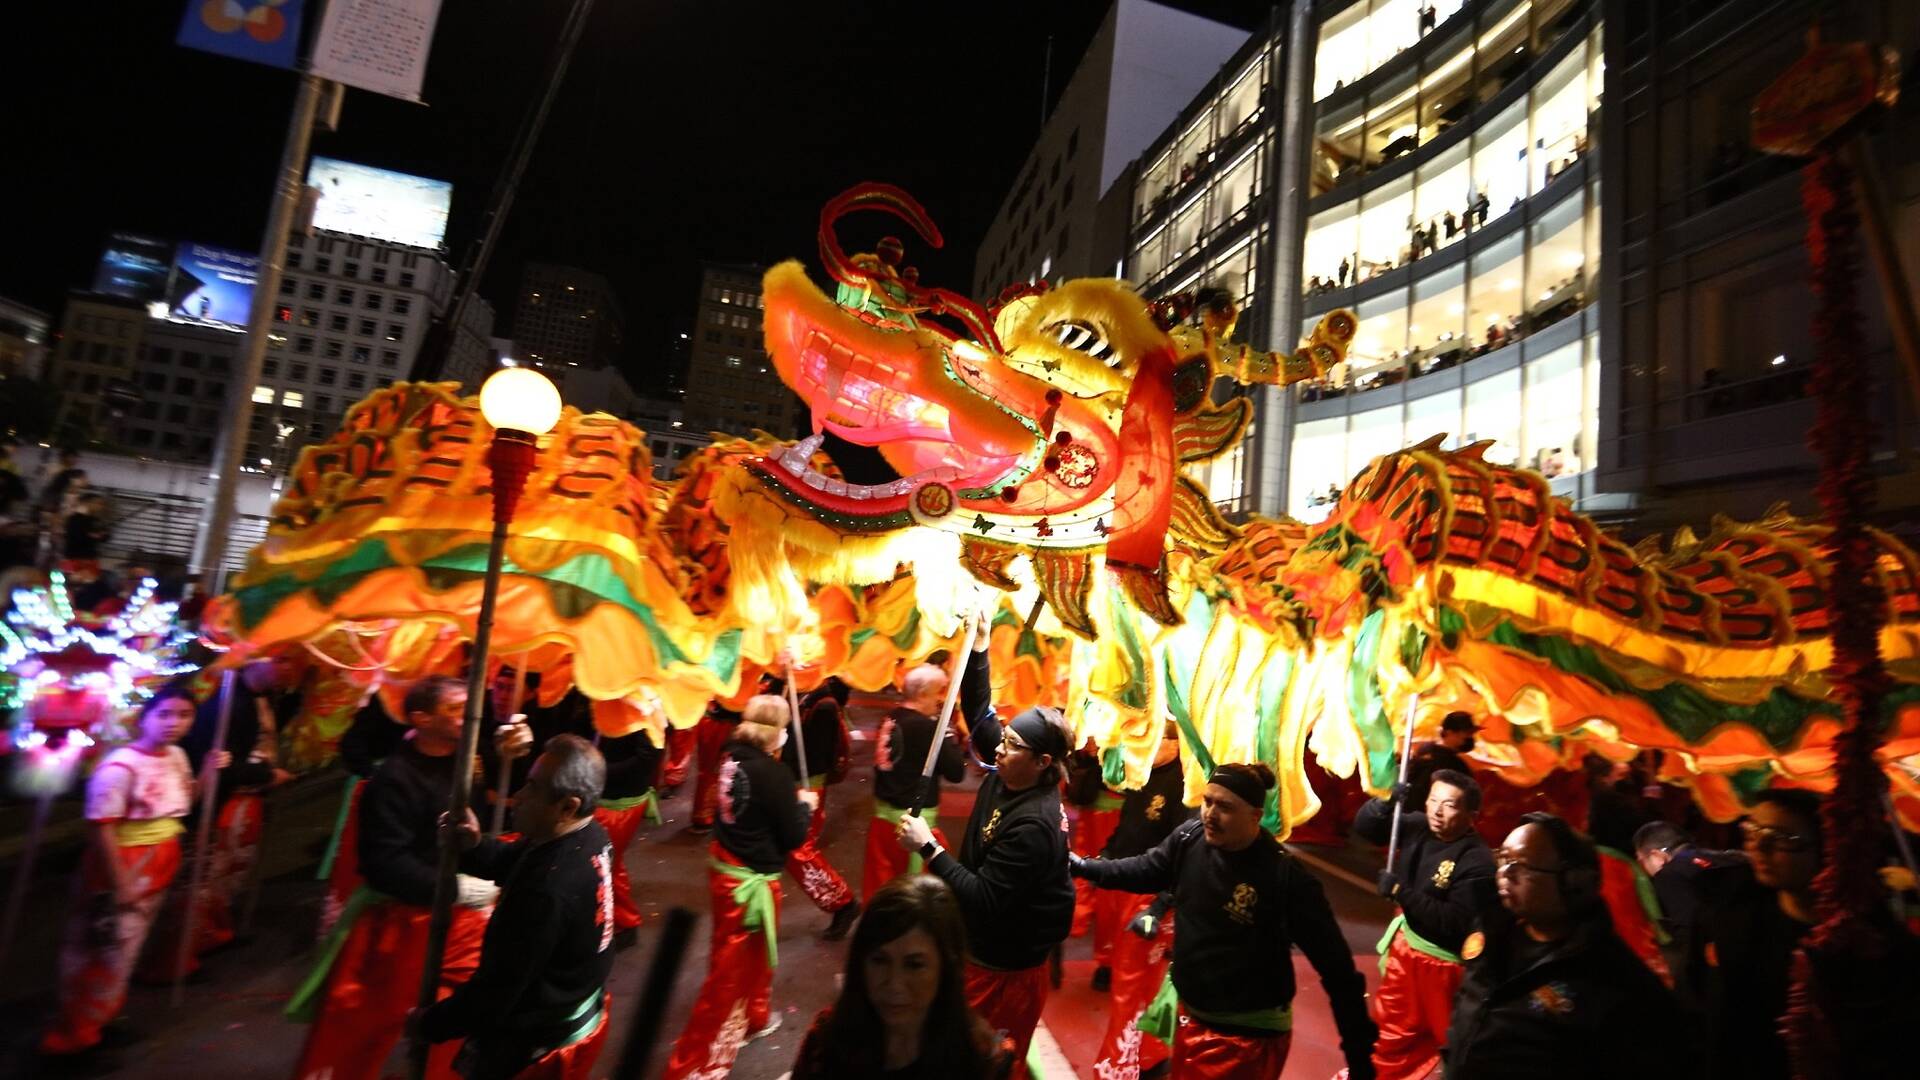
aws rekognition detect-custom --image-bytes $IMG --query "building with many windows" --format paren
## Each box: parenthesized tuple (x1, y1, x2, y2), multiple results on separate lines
(48, 292, 148, 444)
(0, 297, 50, 379)
(510, 261, 626, 371)
(684, 262, 799, 438)
(972, 0, 1251, 298)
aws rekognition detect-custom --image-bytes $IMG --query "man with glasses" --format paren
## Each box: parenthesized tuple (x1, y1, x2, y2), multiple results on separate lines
(896, 704, 1076, 1077)
(1354, 768, 1497, 1080)
(1444, 812, 1690, 1077)
(1699, 790, 1821, 1080)
(1631, 820, 1749, 1010)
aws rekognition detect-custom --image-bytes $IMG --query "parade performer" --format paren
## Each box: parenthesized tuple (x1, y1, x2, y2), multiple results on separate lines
(663, 695, 818, 1079)
(595, 725, 663, 951)
(1065, 743, 1124, 977)
(410, 735, 616, 1080)
(897, 704, 1076, 1077)
(781, 677, 860, 940)
(689, 697, 740, 833)
(792, 875, 1016, 1079)
(288, 675, 531, 1080)
(316, 693, 407, 939)
(1070, 763, 1378, 1080)
(41, 687, 211, 1055)
(1404, 712, 1477, 805)
(1089, 720, 1194, 1079)
(865, 663, 967, 901)
(1632, 820, 1749, 1010)
(1444, 813, 1691, 1077)
(1353, 768, 1497, 1080)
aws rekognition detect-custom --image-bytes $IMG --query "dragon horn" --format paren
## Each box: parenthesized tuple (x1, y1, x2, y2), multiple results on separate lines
(816, 182, 1006, 353)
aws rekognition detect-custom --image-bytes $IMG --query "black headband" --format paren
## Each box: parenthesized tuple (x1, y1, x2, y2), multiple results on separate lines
(1209, 765, 1271, 810)
(1008, 707, 1068, 761)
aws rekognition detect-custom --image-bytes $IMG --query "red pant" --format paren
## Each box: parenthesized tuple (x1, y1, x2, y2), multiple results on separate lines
(138, 793, 265, 982)
(1371, 929, 1464, 1080)
(595, 801, 650, 931)
(861, 812, 949, 903)
(690, 717, 733, 828)
(42, 838, 182, 1054)
(785, 786, 852, 912)
(662, 725, 694, 790)
(504, 1000, 609, 1079)
(964, 962, 1050, 1080)
(662, 849, 781, 1080)
(1171, 1014, 1291, 1079)
(1072, 804, 1122, 949)
(318, 780, 368, 939)
(1093, 895, 1175, 1079)
(291, 900, 489, 1080)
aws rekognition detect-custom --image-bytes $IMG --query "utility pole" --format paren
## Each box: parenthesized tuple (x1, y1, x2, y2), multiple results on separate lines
(190, 73, 331, 593)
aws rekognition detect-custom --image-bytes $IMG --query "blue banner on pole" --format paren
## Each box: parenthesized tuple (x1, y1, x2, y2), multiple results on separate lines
(177, 0, 306, 70)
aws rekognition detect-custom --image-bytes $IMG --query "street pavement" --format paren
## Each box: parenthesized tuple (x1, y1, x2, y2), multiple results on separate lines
(0, 698, 1394, 1079)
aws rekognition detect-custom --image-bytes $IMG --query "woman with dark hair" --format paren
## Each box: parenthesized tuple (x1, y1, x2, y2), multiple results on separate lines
(42, 685, 216, 1054)
(792, 875, 1013, 1078)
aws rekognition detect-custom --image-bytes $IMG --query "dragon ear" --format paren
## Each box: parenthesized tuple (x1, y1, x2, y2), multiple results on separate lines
(1172, 356, 1212, 413)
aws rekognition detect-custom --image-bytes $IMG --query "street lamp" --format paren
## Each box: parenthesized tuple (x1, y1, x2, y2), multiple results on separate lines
(410, 366, 562, 1076)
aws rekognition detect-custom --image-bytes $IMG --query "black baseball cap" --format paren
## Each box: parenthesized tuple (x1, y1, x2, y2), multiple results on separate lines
(1441, 711, 1480, 733)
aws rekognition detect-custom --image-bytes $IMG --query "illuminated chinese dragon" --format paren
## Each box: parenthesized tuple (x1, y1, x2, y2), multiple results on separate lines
(211, 184, 1920, 830)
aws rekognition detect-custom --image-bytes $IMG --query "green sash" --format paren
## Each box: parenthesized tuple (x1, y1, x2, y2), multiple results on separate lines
(710, 857, 783, 967)
(1093, 791, 1125, 812)
(286, 885, 384, 1022)
(872, 802, 938, 874)
(1376, 913, 1463, 973)
(1137, 971, 1180, 1043)
(597, 788, 663, 824)
(549, 987, 605, 1051)
(315, 773, 363, 882)
(1183, 1001, 1293, 1034)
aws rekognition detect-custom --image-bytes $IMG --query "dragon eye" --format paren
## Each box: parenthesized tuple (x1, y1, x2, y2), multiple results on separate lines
(1047, 320, 1119, 367)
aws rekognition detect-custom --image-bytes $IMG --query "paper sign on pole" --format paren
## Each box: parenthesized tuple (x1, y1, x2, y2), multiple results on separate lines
(177, 0, 307, 70)
(309, 0, 445, 104)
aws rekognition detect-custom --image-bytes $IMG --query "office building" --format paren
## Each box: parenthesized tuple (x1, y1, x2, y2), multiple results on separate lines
(972, 0, 1252, 298)
(684, 262, 799, 438)
(440, 295, 501, 394)
(48, 292, 148, 444)
(0, 297, 51, 379)
(128, 318, 241, 462)
(511, 261, 626, 371)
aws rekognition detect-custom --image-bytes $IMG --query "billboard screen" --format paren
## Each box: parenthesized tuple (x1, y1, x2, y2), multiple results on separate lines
(306, 156, 453, 249)
(92, 233, 174, 303)
(169, 242, 259, 325)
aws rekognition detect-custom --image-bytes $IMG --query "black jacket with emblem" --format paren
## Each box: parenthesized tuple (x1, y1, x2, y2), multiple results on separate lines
(714, 741, 811, 873)
(1354, 799, 1498, 953)
(926, 772, 1074, 971)
(1444, 905, 1696, 1078)
(1102, 758, 1194, 860)
(1075, 820, 1376, 1071)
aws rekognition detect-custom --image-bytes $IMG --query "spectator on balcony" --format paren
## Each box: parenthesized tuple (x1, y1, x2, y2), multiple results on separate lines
(1471, 189, 1490, 228)
(1701, 368, 1733, 415)
(1443, 210, 1460, 240)
(1419, 4, 1437, 35)
(1339, 258, 1352, 288)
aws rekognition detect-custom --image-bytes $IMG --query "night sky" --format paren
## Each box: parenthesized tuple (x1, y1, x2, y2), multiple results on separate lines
(5, 1, 1253, 394)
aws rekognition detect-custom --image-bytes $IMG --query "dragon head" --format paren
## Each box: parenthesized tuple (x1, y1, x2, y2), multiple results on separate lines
(759, 183, 1353, 638)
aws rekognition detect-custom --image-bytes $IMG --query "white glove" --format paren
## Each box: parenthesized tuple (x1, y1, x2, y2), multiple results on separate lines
(455, 873, 499, 908)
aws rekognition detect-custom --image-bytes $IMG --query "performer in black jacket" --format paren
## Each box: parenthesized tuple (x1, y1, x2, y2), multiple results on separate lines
(663, 695, 818, 1080)
(411, 734, 616, 1078)
(1444, 812, 1692, 1078)
(778, 677, 859, 939)
(1089, 720, 1194, 1078)
(897, 703, 1075, 1078)
(1631, 819, 1749, 1012)
(1353, 767, 1497, 1079)
(290, 674, 531, 1080)
(864, 661, 968, 900)
(593, 720, 663, 951)
(1071, 763, 1378, 1079)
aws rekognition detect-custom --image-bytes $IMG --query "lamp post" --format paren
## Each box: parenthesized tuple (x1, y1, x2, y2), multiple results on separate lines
(409, 367, 562, 1077)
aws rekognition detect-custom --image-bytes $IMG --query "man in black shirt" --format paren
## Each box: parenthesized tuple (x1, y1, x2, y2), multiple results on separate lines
(1632, 819, 1749, 1012)
(898, 704, 1075, 1077)
(1071, 762, 1378, 1079)
(1089, 720, 1193, 1078)
(593, 719, 663, 951)
(862, 660, 967, 901)
(1404, 711, 1476, 805)
(290, 674, 531, 1080)
(411, 734, 616, 1079)
(1444, 813, 1692, 1078)
(1355, 768, 1497, 1080)
(778, 678, 859, 939)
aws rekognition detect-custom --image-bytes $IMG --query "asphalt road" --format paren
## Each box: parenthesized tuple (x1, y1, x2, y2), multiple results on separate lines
(0, 700, 1394, 1079)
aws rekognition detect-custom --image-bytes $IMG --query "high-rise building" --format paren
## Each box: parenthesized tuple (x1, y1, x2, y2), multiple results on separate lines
(971, 0, 1252, 298)
(0, 297, 51, 379)
(128, 319, 241, 462)
(1112, 0, 1920, 535)
(48, 292, 148, 443)
(510, 262, 626, 371)
(684, 262, 799, 438)
(440, 294, 500, 394)
(256, 228, 457, 462)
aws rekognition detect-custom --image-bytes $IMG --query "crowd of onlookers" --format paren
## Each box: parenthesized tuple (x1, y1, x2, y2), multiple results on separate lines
(0, 444, 122, 596)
